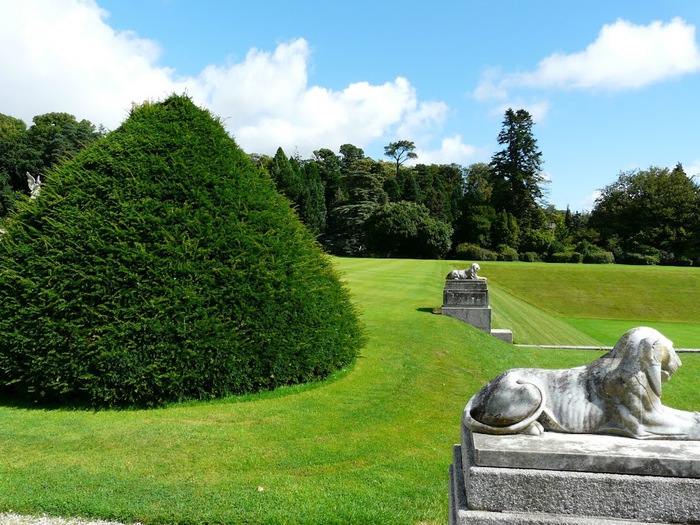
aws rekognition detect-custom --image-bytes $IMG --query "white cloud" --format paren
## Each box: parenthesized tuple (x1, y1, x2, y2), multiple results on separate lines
(395, 100, 449, 142)
(472, 68, 509, 101)
(579, 190, 602, 211)
(0, 0, 444, 158)
(0, 0, 184, 129)
(475, 17, 700, 99)
(492, 100, 551, 123)
(685, 160, 700, 178)
(415, 135, 480, 166)
(514, 18, 700, 91)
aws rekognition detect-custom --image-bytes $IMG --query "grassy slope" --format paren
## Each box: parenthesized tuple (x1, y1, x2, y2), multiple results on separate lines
(0, 258, 697, 524)
(477, 261, 700, 347)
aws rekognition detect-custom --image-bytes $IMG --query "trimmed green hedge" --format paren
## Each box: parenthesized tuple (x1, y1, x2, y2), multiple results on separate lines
(582, 251, 615, 264)
(0, 95, 363, 407)
(496, 245, 519, 262)
(453, 243, 498, 261)
(549, 251, 583, 263)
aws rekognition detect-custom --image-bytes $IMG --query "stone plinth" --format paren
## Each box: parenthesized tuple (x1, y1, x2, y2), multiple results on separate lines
(490, 329, 513, 344)
(443, 279, 490, 307)
(450, 427, 700, 524)
(442, 279, 492, 333)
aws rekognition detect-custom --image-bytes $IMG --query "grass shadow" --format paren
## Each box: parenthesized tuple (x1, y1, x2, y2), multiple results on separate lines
(416, 307, 441, 314)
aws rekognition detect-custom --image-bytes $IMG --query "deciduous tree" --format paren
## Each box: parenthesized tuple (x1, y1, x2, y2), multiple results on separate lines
(590, 165, 700, 263)
(364, 201, 453, 259)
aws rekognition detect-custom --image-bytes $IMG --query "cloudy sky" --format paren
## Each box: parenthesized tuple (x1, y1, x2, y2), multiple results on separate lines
(2, 0, 700, 210)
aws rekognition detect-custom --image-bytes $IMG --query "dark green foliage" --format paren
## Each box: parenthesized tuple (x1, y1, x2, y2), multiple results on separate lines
(577, 240, 615, 264)
(582, 251, 615, 264)
(490, 108, 547, 229)
(454, 243, 498, 261)
(322, 160, 388, 256)
(0, 95, 362, 408)
(519, 228, 554, 255)
(363, 201, 453, 259)
(0, 111, 103, 220)
(338, 143, 365, 173)
(496, 245, 519, 261)
(397, 169, 422, 202)
(617, 252, 660, 265)
(299, 161, 327, 234)
(270, 147, 303, 201)
(0, 171, 15, 218)
(590, 165, 700, 263)
(0, 112, 103, 197)
(261, 149, 327, 234)
(519, 251, 541, 263)
(490, 210, 520, 249)
(550, 251, 583, 264)
(384, 140, 417, 177)
(312, 148, 345, 208)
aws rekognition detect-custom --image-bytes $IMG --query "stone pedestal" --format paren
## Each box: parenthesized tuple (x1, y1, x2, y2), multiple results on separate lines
(442, 278, 512, 343)
(442, 279, 491, 333)
(450, 426, 700, 524)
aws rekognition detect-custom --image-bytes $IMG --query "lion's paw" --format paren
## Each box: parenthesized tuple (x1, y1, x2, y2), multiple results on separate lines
(522, 421, 544, 436)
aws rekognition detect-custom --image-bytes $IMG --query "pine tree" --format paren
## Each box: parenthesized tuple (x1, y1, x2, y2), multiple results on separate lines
(490, 109, 546, 230)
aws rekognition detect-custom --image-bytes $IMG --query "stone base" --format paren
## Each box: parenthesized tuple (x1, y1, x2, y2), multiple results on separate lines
(441, 306, 492, 333)
(450, 428, 700, 524)
(490, 329, 513, 343)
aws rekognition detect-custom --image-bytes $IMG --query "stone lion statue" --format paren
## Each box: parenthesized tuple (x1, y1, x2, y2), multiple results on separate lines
(447, 263, 485, 280)
(463, 327, 700, 439)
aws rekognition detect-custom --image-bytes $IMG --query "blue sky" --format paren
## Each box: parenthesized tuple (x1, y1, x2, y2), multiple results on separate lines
(2, 1, 700, 210)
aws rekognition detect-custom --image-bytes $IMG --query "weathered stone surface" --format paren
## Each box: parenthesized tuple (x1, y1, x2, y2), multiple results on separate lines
(463, 327, 700, 440)
(442, 278, 492, 332)
(450, 444, 665, 525)
(471, 431, 700, 477)
(451, 326, 700, 524)
(441, 305, 492, 333)
(490, 329, 513, 344)
(443, 279, 489, 307)
(449, 429, 700, 524)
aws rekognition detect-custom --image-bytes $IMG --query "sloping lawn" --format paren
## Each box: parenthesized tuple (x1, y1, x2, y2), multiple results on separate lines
(0, 258, 697, 524)
(478, 261, 700, 347)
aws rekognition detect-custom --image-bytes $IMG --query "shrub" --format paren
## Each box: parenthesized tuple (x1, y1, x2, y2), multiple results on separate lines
(0, 95, 363, 408)
(582, 251, 615, 264)
(519, 251, 541, 263)
(363, 201, 453, 259)
(453, 243, 498, 261)
(496, 245, 519, 262)
(519, 228, 554, 254)
(550, 251, 583, 263)
(618, 252, 660, 265)
(659, 252, 694, 267)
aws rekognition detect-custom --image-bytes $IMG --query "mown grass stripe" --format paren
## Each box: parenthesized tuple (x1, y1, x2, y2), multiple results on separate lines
(0, 257, 696, 524)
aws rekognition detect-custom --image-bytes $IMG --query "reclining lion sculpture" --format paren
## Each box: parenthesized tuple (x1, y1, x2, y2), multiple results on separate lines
(447, 263, 485, 280)
(463, 327, 700, 439)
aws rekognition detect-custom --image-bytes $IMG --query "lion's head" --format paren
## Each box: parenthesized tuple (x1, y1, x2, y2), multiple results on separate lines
(466, 263, 481, 279)
(608, 326, 681, 398)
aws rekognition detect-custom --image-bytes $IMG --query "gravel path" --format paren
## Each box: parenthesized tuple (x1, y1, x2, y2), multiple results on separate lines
(0, 516, 134, 525)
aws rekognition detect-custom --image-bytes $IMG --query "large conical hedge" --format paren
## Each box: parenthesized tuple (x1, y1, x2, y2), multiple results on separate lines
(0, 95, 362, 407)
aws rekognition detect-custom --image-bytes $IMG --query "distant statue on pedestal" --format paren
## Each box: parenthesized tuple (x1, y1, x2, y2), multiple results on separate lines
(27, 172, 41, 199)
(447, 263, 485, 281)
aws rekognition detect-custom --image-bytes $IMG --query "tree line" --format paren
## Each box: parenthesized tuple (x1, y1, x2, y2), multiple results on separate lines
(2, 107, 699, 265)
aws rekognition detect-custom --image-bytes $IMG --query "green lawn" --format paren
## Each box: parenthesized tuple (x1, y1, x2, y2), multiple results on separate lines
(479, 261, 700, 347)
(0, 258, 698, 524)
